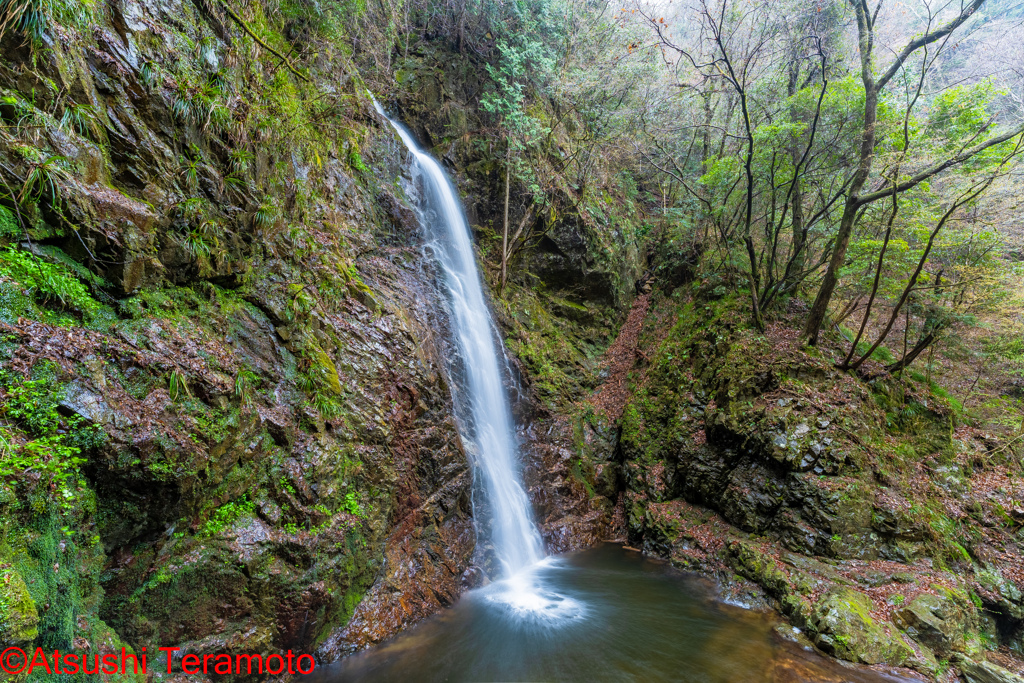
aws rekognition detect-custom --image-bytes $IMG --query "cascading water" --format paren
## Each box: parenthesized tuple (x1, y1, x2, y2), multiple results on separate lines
(311, 103, 911, 683)
(373, 100, 546, 579)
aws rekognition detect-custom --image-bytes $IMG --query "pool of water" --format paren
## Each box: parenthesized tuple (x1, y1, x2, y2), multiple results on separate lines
(311, 544, 914, 683)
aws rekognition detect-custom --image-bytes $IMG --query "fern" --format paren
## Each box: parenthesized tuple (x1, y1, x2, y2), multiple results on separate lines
(0, 246, 98, 315)
(0, 204, 20, 238)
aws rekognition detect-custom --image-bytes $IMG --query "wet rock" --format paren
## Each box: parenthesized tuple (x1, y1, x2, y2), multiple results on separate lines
(893, 592, 967, 655)
(976, 566, 1024, 621)
(61, 381, 118, 425)
(317, 470, 474, 658)
(805, 587, 913, 666)
(959, 658, 1024, 683)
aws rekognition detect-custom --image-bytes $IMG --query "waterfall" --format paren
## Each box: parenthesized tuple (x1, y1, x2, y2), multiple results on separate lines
(374, 101, 546, 577)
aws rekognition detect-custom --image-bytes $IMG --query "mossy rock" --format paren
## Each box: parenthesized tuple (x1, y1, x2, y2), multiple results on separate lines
(806, 587, 913, 666)
(726, 540, 793, 598)
(894, 591, 970, 655)
(958, 657, 1024, 683)
(977, 566, 1024, 620)
(0, 564, 39, 645)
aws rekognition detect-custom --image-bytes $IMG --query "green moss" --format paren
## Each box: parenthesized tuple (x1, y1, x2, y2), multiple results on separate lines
(0, 205, 19, 237)
(0, 553, 39, 644)
(0, 485, 142, 683)
(500, 283, 611, 411)
(0, 279, 39, 324)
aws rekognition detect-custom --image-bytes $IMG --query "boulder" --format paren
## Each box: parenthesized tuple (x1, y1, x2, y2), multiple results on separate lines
(893, 592, 967, 655)
(806, 587, 913, 666)
(960, 659, 1024, 683)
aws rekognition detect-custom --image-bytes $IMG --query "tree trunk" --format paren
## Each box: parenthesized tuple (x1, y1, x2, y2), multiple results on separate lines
(803, 57, 878, 344)
(803, 0, 993, 344)
(886, 332, 937, 374)
(789, 175, 805, 279)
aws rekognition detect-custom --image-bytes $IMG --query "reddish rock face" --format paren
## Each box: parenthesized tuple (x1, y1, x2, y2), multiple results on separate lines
(318, 471, 476, 658)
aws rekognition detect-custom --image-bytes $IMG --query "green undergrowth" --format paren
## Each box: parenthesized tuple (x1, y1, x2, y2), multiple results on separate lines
(0, 482, 142, 682)
(0, 362, 104, 481)
(0, 244, 115, 328)
(200, 494, 257, 537)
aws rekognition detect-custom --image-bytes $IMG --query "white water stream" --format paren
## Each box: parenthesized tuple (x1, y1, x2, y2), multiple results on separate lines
(373, 101, 547, 581)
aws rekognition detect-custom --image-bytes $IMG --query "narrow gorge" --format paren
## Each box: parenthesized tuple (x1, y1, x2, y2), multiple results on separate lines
(1, 0, 1023, 681)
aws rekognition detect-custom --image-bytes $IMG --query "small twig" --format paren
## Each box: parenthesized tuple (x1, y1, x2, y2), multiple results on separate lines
(986, 432, 1024, 458)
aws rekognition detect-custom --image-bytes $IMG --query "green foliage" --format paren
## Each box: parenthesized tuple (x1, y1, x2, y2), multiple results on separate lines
(851, 335, 894, 364)
(253, 201, 278, 231)
(14, 503, 85, 658)
(228, 147, 254, 174)
(169, 73, 230, 132)
(200, 494, 256, 537)
(348, 146, 368, 173)
(175, 196, 209, 223)
(178, 150, 202, 190)
(182, 220, 224, 275)
(0, 92, 37, 130)
(0, 204, 19, 238)
(168, 369, 191, 401)
(234, 367, 260, 406)
(58, 102, 97, 139)
(0, 366, 102, 480)
(341, 491, 362, 516)
(18, 154, 68, 205)
(311, 390, 343, 419)
(926, 80, 1001, 154)
(0, 0, 94, 42)
(139, 60, 163, 89)
(0, 246, 99, 316)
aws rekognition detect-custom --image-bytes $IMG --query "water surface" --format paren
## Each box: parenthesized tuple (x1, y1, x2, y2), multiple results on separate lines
(313, 544, 913, 683)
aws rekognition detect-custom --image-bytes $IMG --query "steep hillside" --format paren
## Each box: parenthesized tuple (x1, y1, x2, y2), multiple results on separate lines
(0, 0, 481, 675)
(557, 273, 1024, 680)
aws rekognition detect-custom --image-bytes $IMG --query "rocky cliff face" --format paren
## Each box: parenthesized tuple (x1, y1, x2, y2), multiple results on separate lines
(0, 0, 649, 671)
(374, 41, 651, 560)
(0, 1, 510, 675)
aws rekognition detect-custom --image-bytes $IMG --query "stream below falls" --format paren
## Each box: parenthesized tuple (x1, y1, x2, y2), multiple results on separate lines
(309, 543, 917, 683)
